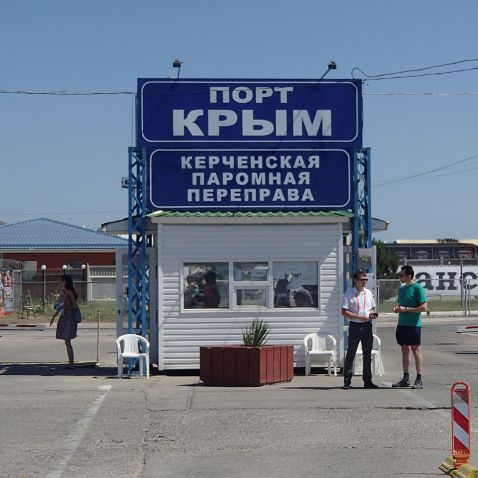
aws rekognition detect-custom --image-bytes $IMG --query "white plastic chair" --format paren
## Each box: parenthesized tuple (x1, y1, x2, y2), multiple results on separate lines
(116, 334, 150, 379)
(353, 334, 384, 376)
(303, 333, 338, 376)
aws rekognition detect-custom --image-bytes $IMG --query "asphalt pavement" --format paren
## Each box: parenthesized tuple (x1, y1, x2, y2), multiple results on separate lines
(1, 315, 478, 477)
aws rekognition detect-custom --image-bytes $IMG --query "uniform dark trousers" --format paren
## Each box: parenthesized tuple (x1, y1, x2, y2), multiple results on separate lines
(344, 321, 373, 385)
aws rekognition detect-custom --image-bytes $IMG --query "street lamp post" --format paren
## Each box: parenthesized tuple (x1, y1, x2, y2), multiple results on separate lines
(460, 259, 464, 308)
(41, 265, 47, 308)
(81, 264, 86, 302)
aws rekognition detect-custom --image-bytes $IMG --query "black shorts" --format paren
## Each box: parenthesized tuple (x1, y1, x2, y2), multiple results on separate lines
(396, 325, 421, 346)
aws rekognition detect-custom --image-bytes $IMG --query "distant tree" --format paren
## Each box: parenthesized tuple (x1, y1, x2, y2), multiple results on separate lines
(374, 239, 399, 279)
(374, 239, 400, 302)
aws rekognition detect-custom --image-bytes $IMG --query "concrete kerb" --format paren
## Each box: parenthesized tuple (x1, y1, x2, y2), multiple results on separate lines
(439, 460, 478, 478)
(450, 463, 478, 478)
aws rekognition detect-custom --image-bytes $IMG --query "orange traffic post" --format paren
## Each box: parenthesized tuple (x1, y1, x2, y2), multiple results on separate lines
(451, 382, 471, 467)
(440, 381, 474, 476)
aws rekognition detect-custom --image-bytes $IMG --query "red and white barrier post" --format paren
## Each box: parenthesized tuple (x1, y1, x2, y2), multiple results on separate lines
(451, 381, 471, 466)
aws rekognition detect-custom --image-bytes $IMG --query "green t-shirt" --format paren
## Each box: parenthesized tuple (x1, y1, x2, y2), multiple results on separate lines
(397, 282, 427, 327)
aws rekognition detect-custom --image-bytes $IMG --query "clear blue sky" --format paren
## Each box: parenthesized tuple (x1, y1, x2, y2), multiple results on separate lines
(1, 1, 478, 241)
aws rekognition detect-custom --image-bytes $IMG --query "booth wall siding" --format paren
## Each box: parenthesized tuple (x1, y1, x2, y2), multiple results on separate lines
(157, 223, 343, 370)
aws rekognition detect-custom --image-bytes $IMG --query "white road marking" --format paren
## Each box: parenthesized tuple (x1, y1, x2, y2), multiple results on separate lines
(458, 332, 478, 337)
(0, 367, 8, 374)
(47, 385, 112, 478)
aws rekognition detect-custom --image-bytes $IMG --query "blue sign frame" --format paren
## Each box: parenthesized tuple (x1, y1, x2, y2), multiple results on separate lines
(137, 78, 362, 210)
(149, 148, 351, 209)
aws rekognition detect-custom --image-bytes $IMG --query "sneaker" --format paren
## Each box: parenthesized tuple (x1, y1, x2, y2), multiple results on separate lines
(392, 379, 411, 388)
(364, 382, 379, 389)
(343, 383, 352, 390)
(411, 379, 423, 390)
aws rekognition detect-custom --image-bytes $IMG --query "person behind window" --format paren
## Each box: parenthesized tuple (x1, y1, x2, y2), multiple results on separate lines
(233, 263, 244, 281)
(184, 275, 199, 308)
(274, 275, 290, 307)
(203, 270, 220, 308)
(293, 287, 313, 307)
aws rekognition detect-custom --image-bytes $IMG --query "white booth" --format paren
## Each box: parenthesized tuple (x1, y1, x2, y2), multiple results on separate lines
(107, 77, 388, 371)
(150, 210, 350, 370)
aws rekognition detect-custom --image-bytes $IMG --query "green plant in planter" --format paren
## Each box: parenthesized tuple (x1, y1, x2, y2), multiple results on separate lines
(242, 319, 271, 346)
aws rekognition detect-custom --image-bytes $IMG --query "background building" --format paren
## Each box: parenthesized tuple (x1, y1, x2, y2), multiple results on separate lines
(386, 239, 478, 264)
(0, 218, 127, 315)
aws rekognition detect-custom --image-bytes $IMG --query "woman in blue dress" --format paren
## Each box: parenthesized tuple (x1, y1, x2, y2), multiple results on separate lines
(50, 274, 79, 368)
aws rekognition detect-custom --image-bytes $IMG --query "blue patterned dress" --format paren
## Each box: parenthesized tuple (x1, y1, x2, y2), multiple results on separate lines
(56, 288, 78, 340)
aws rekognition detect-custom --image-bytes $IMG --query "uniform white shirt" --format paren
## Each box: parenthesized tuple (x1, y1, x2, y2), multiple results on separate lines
(341, 287, 376, 323)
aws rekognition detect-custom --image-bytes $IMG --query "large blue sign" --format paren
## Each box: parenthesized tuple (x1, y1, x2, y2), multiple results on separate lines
(149, 149, 351, 209)
(137, 78, 362, 210)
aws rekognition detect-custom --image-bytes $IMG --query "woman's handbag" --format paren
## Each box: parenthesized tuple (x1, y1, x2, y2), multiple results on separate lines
(75, 308, 83, 323)
(67, 289, 82, 323)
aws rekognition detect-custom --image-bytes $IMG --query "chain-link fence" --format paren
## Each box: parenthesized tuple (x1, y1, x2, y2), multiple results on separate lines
(377, 278, 476, 315)
(0, 269, 120, 321)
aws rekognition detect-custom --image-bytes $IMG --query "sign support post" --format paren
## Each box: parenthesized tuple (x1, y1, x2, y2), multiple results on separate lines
(127, 147, 149, 337)
(352, 147, 372, 274)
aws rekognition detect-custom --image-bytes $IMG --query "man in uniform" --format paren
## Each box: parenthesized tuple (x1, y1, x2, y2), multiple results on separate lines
(342, 271, 378, 390)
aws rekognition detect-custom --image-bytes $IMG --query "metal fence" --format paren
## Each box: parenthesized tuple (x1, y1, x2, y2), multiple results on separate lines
(0, 269, 122, 322)
(377, 278, 476, 315)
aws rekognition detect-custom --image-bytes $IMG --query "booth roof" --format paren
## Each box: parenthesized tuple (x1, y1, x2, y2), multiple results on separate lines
(148, 210, 353, 218)
(102, 211, 389, 233)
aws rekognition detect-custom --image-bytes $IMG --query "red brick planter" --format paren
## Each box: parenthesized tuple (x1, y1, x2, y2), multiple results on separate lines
(200, 345, 294, 386)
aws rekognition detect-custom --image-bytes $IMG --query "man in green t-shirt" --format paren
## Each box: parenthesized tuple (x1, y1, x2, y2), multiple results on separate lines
(392, 265, 427, 389)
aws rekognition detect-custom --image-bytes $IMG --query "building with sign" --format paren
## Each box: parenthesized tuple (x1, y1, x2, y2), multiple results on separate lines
(108, 78, 374, 370)
(386, 239, 478, 263)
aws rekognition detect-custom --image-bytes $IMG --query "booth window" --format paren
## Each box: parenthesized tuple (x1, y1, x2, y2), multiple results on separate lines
(182, 261, 318, 310)
(183, 263, 229, 309)
(235, 288, 268, 307)
(233, 262, 269, 307)
(273, 261, 318, 308)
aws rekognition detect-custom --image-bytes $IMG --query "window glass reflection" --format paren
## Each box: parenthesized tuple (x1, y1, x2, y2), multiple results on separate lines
(183, 263, 229, 309)
(236, 288, 267, 307)
(233, 262, 268, 281)
(273, 262, 318, 308)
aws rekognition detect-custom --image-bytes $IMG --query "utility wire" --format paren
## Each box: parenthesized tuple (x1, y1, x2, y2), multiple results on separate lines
(358, 65, 478, 80)
(0, 210, 125, 216)
(0, 89, 135, 95)
(352, 57, 478, 79)
(2, 87, 478, 97)
(364, 91, 478, 96)
(373, 152, 478, 188)
(376, 164, 478, 187)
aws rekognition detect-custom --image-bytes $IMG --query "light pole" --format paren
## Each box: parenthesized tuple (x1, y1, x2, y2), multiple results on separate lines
(320, 61, 337, 80)
(460, 259, 464, 308)
(81, 264, 86, 302)
(41, 265, 47, 308)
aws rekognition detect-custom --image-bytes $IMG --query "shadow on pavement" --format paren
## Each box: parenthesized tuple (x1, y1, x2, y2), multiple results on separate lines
(0, 362, 118, 377)
(284, 386, 345, 390)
